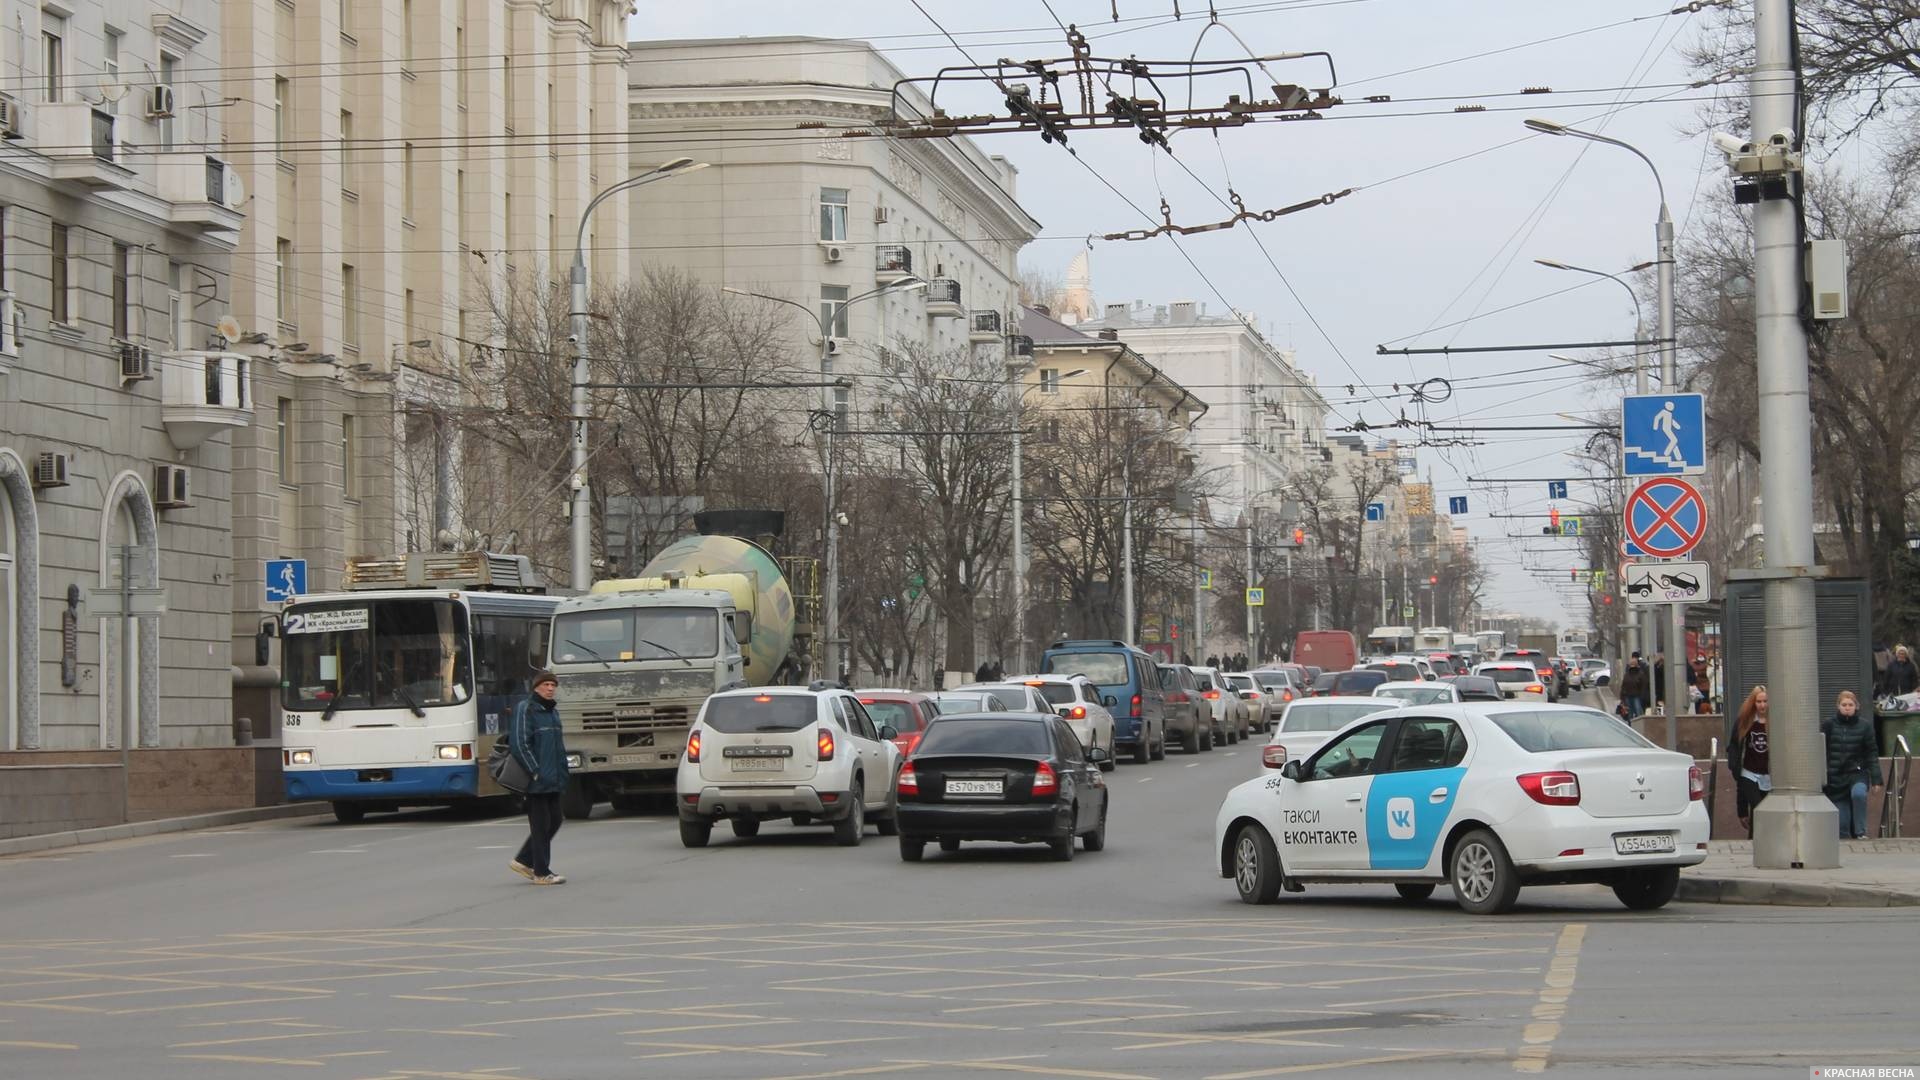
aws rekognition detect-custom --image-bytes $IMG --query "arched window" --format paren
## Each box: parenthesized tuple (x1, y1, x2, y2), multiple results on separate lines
(0, 450, 40, 749)
(98, 472, 159, 749)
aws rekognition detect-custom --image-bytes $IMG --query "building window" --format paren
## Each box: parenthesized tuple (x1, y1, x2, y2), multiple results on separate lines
(341, 263, 358, 348)
(49, 224, 70, 324)
(275, 237, 294, 328)
(338, 0, 350, 35)
(819, 285, 849, 338)
(102, 29, 120, 106)
(819, 188, 848, 242)
(341, 414, 357, 496)
(273, 76, 288, 156)
(401, 0, 414, 62)
(503, 56, 514, 132)
(455, 169, 465, 237)
(339, 109, 355, 193)
(167, 260, 186, 349)
(455, 25, 467, 104)
(111, 243, 130, 340)
(503, 192, 512, 257)
(159, 55, 176, 149)
(42, 26, 63, 102)
(404, 288, 416, 346)
(1039, 368, 1061, 394)
(833, 386, 850, 432)
(403, 142, 416, 219)
(277, 398, 295, 486)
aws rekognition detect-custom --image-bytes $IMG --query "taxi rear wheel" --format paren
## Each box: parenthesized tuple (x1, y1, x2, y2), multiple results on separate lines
(1611, 866, 1681, 910)
(1450, 828, 1521, 915)
(1232, 823, 1283, 904)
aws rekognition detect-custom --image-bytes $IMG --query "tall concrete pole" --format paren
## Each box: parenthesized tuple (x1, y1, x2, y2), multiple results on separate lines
(1655, 207, 1692, 724)
(568, 255, 593, 591)
(821, 330, 841, 683)
(1010, 370, 1026, 674)
(1192, 514, 1204, 661)
(1747, 0, 1838, 867)
(1121, 454, 1135, 645)
(1244, 514, 1257, 663)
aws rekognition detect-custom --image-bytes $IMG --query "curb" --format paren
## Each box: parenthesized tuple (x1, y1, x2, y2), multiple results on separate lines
(1677, 874, 1920, 908)
(0, 803, 329, 859)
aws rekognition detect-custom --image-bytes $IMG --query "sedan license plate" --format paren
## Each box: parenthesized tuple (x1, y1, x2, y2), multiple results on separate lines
(1613, 833, 1676, 855)
(946, 779, 1003, 796)
(731, 758, 783, 773)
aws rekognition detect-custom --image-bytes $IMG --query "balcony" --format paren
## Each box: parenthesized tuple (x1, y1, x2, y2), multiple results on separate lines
(40, 103, 133, 189)
(876, 245, 913, 285)
(926, 278, 962, 318)
(160, 351, 253, 450)
(156, 153, 245, 234)
(969, 310, 1002, 343)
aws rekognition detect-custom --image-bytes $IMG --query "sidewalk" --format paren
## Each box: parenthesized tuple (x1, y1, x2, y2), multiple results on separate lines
(1680, 839, 1920, 907)
(0, 802, 327, 859)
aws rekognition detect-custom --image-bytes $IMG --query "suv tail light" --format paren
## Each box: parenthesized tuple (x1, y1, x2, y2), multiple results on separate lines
(1201, 689, 1220, 700)
(1030, 761, 1058, 796)
(686, 731, 702, 763)
(1518, 771, 1581, 805)
(1167, 692, 1187, 704)
(816, 728, 835, 762)
(1129, 693, 1141, 717)
(1688, 764, 1705, 800)
(898, 762, 919, 795)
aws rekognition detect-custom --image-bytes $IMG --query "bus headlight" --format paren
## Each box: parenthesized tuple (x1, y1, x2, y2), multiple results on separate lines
(288, 749, 314, 766)
(435, 744, 462, 760)
(566, 753, 583, 769)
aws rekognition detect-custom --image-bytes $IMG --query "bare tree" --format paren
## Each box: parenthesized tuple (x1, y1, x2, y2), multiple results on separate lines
(1686, 0, 1920, 142)
(1283, 454, 1399, 634)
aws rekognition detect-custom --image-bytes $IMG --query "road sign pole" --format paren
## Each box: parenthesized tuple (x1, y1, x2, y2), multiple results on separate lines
(1747, 0, 1837, 869)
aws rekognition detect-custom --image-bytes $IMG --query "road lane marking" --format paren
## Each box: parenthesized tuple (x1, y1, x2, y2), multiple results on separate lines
(173, 1053, 325, 1067)
(0, 1040, 76, 1050)
(748, 1065, 931, 1080)
(1513, 922, 1586, 1074)
(168, 853, 218, 858)
(170, 1031, 359, 1049)
(1208, 1048, 1505, 1079)
(1186, 763, 1199, 768)
(890, 1058, 1154, 1080)
(1136, 778, 1154, 783)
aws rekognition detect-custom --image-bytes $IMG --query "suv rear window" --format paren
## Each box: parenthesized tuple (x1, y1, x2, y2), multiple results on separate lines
(703, 694, 816, 733)
(1029, 683, 1076, 706)
(861, 700, 925, 732)
(917, 718, 1052, 756)
(1042, 651, 1128, 685)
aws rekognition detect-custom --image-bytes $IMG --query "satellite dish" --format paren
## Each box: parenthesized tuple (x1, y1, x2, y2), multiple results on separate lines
(98, 79, 129, 103)
(217, 316, 244, 344)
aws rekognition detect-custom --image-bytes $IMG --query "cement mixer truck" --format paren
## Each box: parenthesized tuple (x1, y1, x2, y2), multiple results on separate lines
(547, 512, 808, 818)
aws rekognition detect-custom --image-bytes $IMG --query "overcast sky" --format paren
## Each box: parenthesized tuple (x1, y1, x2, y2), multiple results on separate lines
(639, 1, 1736, 628)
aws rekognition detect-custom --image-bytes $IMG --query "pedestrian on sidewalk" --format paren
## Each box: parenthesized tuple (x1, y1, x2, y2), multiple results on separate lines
(1618, 653, 1649, 719)
(1652, 653, 1667, 711)
(509, 670, 570, 885)
(1692, 656, 1712, 714)
(1729, 685, 1772, 838)
(1822, 690, 1884, 840)
(1885, 645, 1918, 697)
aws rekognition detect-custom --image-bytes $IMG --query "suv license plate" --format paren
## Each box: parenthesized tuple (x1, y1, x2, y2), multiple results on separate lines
(1614, 833, 1676, 855)
(731, 758, 782, 772)
(946, 779, 1003, 795)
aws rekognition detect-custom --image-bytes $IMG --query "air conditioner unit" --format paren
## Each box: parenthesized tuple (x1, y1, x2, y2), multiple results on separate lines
(822, 244, 844, 263)
(120, 342, 153, 381)
(873, 206, 891, 224)
(34, 452, 69, 490)
(154, 464, 191, 509)
(145, 84, 176, 119)
(0, 97, 21, 138)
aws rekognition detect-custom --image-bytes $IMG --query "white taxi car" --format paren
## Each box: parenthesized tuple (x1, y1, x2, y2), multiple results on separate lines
(1217, 702, 1709, 914)
(677, 685, 902, 848)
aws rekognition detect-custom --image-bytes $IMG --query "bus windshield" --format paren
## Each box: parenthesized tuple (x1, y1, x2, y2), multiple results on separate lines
(552, 608, 718, 663)
(282, 598, 471, 712)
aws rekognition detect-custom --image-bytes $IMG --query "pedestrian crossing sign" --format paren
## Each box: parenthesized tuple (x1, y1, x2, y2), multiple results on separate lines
(1200, 569, 1214, 590)
(1245, 587, 1265, 607)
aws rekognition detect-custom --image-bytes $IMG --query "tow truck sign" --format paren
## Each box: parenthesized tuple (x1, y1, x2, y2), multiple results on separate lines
(1624, 560, 1711, 606)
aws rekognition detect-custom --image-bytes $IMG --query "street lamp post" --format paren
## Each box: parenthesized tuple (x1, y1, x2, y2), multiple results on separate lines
(568, 157, 708, 592)
(724, 279, 926, 683)
(1527, 118, 1687, 725)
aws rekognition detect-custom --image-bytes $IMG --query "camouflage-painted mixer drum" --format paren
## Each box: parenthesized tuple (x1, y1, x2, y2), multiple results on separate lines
(639, 534, 796, 681)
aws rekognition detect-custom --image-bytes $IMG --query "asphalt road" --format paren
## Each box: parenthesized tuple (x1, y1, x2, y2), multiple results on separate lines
(3, 714, 1916, 1080)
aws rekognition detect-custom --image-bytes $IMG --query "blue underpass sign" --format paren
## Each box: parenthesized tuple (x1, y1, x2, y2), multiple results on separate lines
(1448, 496, 1468, 515)
(266, 559, 307, 604)
(1621, 393, 1706, 476)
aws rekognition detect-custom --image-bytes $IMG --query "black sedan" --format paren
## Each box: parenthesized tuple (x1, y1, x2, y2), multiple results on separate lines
(895, 713, 1109, 862)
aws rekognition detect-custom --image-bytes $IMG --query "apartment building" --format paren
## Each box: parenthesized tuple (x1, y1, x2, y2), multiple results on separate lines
(0, 0, 257, 830)
(218, 0, 634, 730)
(626, 37, 1041, 422)
(1076, 300, 1331, 525)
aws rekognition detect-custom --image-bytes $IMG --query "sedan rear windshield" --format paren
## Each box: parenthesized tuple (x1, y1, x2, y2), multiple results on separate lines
(1485, 667, 1539, 685)
(1226, 675, 1257, 691)
(1491, 709, 1654, 752)
(1370, 663, 1420, 681)
(1029, 683, 1076, 706)
(1282, 702, 1395, 732)
(1041, 651, 1127, 685)
(1333, 671, 1388, 692)
(1377, 686, 1452, 705)
(704, 695, 816, 734)
(917, 719, 1052, 756)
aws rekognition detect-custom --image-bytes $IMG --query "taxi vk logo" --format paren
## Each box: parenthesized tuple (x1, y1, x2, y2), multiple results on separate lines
(1386, 797, 1417, 840)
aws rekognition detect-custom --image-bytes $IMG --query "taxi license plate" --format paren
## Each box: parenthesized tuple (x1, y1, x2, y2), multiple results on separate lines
(946, 779, 1003, 795)
(1613, 833, 1676, 855)
(731, 758, 782, 773)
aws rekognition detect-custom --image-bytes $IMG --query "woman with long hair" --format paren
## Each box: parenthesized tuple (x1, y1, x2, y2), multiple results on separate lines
(1728, 685, 1771, 836)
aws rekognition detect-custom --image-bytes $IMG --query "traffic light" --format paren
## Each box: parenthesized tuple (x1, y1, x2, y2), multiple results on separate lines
(1603, 594, 1614, 605)
(1549, 506, 1561, 532)
(1428, 575, 1438, 585)
(1293, 527, 1305, 546)
(1571, 567, 1578, 582)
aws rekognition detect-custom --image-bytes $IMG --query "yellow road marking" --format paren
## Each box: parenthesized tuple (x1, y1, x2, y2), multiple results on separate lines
(1208, 1048, 1505, 1079)
(173, 1052, 326, 1067)
(392, 995, 470, 1002)
(387, 1029, 510, 1038)
(889, 1058, 1154, 1080)
(170, 1031, 359, 1049)
(0, 1040, 77, 1050)
(1513, 922, 1586, 1074)
(746, 1065, 931, 1080)
(1102, 1026, 1365, 1052)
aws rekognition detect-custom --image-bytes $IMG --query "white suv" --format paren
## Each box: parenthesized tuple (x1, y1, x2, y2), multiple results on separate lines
(676, 685, 902, 848)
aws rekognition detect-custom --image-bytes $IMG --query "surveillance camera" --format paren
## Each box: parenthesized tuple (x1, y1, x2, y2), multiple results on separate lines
(565, 333, 580, 345)
(569, 473, 585, 491)
(1710, 132, 1749, 156)
(835, 512, 850, 527)
(1766, 131, 1792, 148)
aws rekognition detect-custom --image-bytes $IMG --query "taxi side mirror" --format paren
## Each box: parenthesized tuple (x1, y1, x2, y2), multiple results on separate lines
(1281, 759, 1303, 781)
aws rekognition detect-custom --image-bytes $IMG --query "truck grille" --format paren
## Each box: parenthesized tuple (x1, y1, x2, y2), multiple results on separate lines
(572, 705, 690, 733)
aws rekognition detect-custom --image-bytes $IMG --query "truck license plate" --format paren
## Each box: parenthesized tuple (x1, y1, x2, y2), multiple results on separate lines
(610, 754, 654, 765)
(1613, 833, 1676, 855)
(731, 758, 782, 772)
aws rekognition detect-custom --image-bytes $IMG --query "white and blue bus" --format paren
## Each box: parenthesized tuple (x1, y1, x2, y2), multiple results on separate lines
(279, 552, 561, 822)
